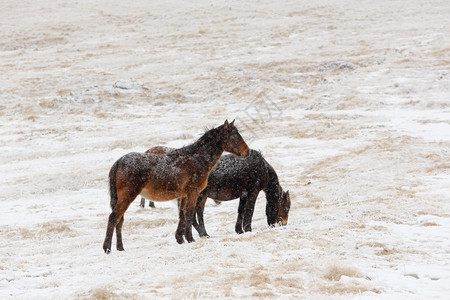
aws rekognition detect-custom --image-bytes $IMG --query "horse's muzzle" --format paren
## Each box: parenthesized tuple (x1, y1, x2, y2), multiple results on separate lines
(241, 147, 250, 158)
(277, 217, 288, 226)
(238, 145, 250, 158)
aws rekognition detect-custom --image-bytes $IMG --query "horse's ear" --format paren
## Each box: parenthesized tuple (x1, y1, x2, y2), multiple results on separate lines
(230, 119, 235, 126)
(224, 120, 230, 129)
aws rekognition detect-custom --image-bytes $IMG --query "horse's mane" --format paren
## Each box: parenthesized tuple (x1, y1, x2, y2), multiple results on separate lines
(262, 152, 280, 193)
(169, 126, 222, 156)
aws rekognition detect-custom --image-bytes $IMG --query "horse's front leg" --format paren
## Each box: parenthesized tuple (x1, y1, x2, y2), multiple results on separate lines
(175, 195, 196, 244)
(183, 193, 197, 243)
(243, 190, 259, 232)
(175, 197, 187, 244)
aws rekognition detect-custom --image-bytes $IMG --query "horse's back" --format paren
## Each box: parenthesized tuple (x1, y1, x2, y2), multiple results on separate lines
(204, 150, 269, 200)
(115, 152, 185, 187)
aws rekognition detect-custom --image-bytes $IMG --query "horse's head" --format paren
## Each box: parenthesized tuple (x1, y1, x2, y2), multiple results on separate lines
(276, 190, 291, 226)
(221, 120, 250, 158)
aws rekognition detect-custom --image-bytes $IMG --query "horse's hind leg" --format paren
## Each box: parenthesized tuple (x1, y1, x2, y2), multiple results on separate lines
(140, 197, 145, 208)
(103, 211, 118, 254)
(112, 195, 136, 249)
(192, 196, 201, 232)
(235, 191, 247, 234)
(103, 191, 138, 253)
(193, 194, 209, 237)
(115, 216, 125, 251)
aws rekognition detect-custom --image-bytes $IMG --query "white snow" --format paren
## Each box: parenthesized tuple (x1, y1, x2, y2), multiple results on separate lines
(1, 0, 449, 298)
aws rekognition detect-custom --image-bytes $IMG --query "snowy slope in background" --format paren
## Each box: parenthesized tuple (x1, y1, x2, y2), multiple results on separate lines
(1, 0, 449, 298)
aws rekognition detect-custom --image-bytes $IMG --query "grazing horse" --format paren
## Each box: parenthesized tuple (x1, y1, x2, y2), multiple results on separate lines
(141, 147, 290, 237)
(102, 120, 249, 254)
(193, 150, 290, 237)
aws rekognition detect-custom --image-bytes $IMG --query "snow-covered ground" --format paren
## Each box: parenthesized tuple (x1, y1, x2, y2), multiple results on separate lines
(1, 0, 449, 298)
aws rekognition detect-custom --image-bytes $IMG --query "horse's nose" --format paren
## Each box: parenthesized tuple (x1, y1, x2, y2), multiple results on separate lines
(243, 147, 250, 158)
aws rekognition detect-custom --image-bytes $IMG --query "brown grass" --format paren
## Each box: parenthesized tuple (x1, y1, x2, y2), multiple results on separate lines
(320, 282, 379, 295)
(273, 276, 304, 290)
(87, 288, 117, 300)
(3, 221, 75, 240)
(425, 163, 450, 173)
(249, 269, 271, 287)
(297, 191, 323, 209)
(252, 291, 276, 297)
(79, 288, 144, 300)
(319, 263, 377, 295)
(359, 242, 386, 248)
(417, 210, 450, 218)
(421, 222, 439, 227)
(41, 222, 72, 234)
(324, 264, 362, 281)
(126, 218, 177, 232)
(376, 248, 397, 256)
(349, 222, 366, 229)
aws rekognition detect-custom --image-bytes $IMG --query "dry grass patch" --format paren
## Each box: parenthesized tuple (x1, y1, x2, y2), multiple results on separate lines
(349, 222, 366, 229)
(79, 288, 144, 300)
(126, 218, 177, 230)
(376, 248, 398, 256)
(358, 241, 398, 256)
(425, 163, 450, 173)
(318, 263, 379, 295)
(252, 291, 276, 297)
(421, 222, 439, 227)
(249, 266, 272, 287)
(320, 282, 379, 295)
(298, 191, 323, 209)
(324, 264, 362, 281)
(41, 222, 72, 234)
(3, 220, 76, 240)
(273, 276, 304, 290)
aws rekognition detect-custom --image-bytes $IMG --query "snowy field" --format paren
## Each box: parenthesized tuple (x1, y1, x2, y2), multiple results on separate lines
(1, 0, 449, 298)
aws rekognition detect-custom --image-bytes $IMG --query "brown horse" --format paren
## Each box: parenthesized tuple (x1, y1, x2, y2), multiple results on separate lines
(141, 147, 290, 237)
(102, 120, 249, 253)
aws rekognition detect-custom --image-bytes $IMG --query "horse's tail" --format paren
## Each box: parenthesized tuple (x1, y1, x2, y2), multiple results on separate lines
(108, 159, 120, 210)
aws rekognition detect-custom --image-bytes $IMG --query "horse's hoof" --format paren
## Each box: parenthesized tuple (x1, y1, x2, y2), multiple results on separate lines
(104, 248, 111, 255)
(117, 247, 125, 251)
(176, 237, 184, 244)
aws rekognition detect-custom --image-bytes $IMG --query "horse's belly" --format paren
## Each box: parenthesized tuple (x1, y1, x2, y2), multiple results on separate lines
(206, 187, 241, 201)
(140, 187, 181, 202)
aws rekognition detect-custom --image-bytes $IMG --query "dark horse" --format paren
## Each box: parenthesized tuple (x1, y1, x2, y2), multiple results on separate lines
(103, 120, 249, 253)
(141, 147, 291, 237)
(193, 149, 290, 237)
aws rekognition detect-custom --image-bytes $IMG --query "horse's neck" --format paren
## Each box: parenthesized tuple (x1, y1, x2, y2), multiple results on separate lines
(266, 163, 280, 192)
(180, 138, 224, 172)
